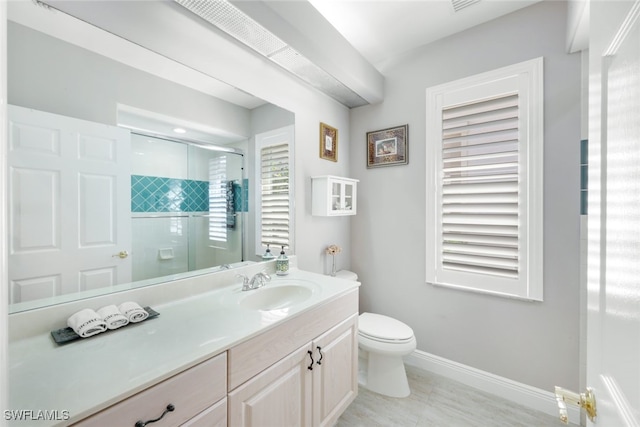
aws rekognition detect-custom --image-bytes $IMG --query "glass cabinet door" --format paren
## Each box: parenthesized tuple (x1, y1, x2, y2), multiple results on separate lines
(343, 182, 353, 211)
(331, 181, 342, 212)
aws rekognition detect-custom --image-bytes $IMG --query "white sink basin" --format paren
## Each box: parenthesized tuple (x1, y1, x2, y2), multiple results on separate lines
(239, 283, 314, 311)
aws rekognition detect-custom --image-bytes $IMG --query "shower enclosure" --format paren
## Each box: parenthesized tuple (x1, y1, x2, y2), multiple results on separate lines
(130, 133, 246, 282)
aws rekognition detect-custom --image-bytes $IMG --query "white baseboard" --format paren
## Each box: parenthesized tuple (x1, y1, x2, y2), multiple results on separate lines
(404, 350, 580, 423)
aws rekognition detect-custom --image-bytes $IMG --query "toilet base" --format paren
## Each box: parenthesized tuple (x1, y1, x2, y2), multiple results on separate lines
(358, 349, 411, 398)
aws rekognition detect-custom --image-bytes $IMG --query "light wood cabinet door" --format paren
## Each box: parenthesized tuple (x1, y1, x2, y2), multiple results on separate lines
(228, 344, 313, 427)
(312, 314, 358, 427)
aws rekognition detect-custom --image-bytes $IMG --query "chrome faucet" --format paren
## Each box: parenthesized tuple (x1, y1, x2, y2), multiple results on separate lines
(237, 271, 271, 291)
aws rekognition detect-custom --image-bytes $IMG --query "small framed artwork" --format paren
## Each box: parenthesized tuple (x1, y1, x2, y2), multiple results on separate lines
(366, 124, 409, 168)
(320, 122, 338, 162)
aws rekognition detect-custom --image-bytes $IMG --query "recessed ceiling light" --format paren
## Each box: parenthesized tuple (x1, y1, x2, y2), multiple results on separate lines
(173, 128, 187, 134)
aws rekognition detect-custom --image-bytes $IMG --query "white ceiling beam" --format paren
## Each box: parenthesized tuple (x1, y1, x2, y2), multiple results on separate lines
(229, 0, 384, 105)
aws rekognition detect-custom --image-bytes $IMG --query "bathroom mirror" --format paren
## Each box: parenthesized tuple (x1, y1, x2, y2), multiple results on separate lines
(6, 2, 295, 313)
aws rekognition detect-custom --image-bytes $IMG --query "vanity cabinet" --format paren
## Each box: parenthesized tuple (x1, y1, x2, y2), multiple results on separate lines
(228, 290, 358, 427)
(69, 288, 358, 427)
(312, 176, 359, 216)
(72, 353, 227, 427)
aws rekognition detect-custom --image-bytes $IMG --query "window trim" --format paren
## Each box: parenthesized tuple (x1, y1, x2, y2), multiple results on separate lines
(425, 57, 544, 301)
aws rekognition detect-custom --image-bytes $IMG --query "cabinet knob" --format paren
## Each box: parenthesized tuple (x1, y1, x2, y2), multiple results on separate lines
(134, 403, 175, 427)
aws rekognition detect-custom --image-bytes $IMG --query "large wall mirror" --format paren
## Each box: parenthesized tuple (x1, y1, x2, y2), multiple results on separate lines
(6, 2, 295, 313)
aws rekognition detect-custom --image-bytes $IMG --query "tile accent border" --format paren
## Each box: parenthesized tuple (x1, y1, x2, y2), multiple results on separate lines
(404, 350, 580, 422)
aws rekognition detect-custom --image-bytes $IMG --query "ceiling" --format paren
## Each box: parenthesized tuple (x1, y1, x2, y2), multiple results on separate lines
(310, 0, 544, 72)
(13, 0, 570, 111)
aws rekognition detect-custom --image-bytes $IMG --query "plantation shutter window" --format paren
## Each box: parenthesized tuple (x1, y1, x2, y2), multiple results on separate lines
(255, 126, 294, 255)
(208, 155, 228, 243)
(426, 58, 543, 301)
(441, 94, 520, 278)
(260, 142, 290, 247)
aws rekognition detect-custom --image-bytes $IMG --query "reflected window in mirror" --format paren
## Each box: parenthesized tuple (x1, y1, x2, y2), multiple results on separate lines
(255, 125, 295, 255)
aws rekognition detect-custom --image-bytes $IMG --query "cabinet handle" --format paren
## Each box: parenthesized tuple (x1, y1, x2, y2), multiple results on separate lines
(134, 404, 175, 427)
(316, 346, 323, 365)
(307, 350, 314, 370)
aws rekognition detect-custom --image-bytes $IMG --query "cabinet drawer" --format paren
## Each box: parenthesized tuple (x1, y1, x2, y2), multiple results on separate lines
(73, 353, 227, 427)
(228, 289, 358, 390)
(182, 397, 226, 427)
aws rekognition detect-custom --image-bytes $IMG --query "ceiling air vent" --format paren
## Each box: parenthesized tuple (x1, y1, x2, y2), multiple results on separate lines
(451, 0, 481, 12)
(174, 0, 368, 108)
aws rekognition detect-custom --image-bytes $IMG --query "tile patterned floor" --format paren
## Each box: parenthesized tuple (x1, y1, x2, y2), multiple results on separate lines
(337, 365, 577, 427)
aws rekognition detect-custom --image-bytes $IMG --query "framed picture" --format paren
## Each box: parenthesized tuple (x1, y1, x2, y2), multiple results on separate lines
(366, 124, 408, 168)
(320, 122, 338, 162)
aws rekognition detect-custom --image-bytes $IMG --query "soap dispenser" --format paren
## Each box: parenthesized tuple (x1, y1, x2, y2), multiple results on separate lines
(262, 244, 276, 261)
(276, 246, 289, 276)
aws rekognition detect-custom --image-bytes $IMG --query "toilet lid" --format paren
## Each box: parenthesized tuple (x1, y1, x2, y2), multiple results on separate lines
(334, 270, 358, 281)
(359, 312, 414, 341)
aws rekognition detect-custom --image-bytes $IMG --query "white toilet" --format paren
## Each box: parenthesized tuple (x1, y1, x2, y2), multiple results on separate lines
(334, 270, 417, 398)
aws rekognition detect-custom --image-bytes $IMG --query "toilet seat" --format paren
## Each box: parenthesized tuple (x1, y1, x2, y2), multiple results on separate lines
(359, 330, 414, 344)
(359, 312, 414, 342)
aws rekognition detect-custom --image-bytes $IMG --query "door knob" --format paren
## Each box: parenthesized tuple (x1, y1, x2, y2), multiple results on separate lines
(554, 386, 596, 424)
(112, 250, 129, 259)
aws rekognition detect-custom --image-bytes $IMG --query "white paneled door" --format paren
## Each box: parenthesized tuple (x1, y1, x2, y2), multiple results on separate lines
(585, 0, 640, 425)
(7, 105, 131, 305)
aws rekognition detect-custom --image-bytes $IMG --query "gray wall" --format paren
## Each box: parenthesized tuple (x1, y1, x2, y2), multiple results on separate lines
(349, 0, 581, 391)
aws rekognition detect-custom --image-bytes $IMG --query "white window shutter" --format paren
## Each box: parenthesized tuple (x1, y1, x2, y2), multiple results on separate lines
(441, 94, 520, 278)
(208, 155, 228, 243)
(426, 58, 543, 301)
(254, 126, 294, 256)
(260, 142, 290, 247)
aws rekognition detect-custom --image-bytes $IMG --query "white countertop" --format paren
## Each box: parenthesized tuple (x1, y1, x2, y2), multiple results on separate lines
(7, 268, 359, 426)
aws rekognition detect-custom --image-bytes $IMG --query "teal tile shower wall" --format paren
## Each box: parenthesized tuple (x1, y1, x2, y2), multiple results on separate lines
(131, 175, 248, 213)
(131, 175, 209, 213)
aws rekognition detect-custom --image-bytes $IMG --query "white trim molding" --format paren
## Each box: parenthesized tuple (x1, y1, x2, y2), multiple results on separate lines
(1, 0, 8, 417)
(404, 350, 580, 422)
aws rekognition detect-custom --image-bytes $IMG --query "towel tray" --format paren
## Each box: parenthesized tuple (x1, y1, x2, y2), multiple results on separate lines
(51, 307, 159, 345)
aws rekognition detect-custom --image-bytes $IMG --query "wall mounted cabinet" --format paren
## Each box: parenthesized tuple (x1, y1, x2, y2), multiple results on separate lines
(312, 176, 359, 216)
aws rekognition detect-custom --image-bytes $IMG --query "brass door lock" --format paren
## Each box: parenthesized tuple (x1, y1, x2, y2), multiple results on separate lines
(554, 386, 597, 424)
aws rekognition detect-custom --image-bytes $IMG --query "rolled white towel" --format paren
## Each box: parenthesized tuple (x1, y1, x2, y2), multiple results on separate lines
(67, 308, 107, 338)
(118, 301, 149, 323)
(97, 304, 129, 330)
